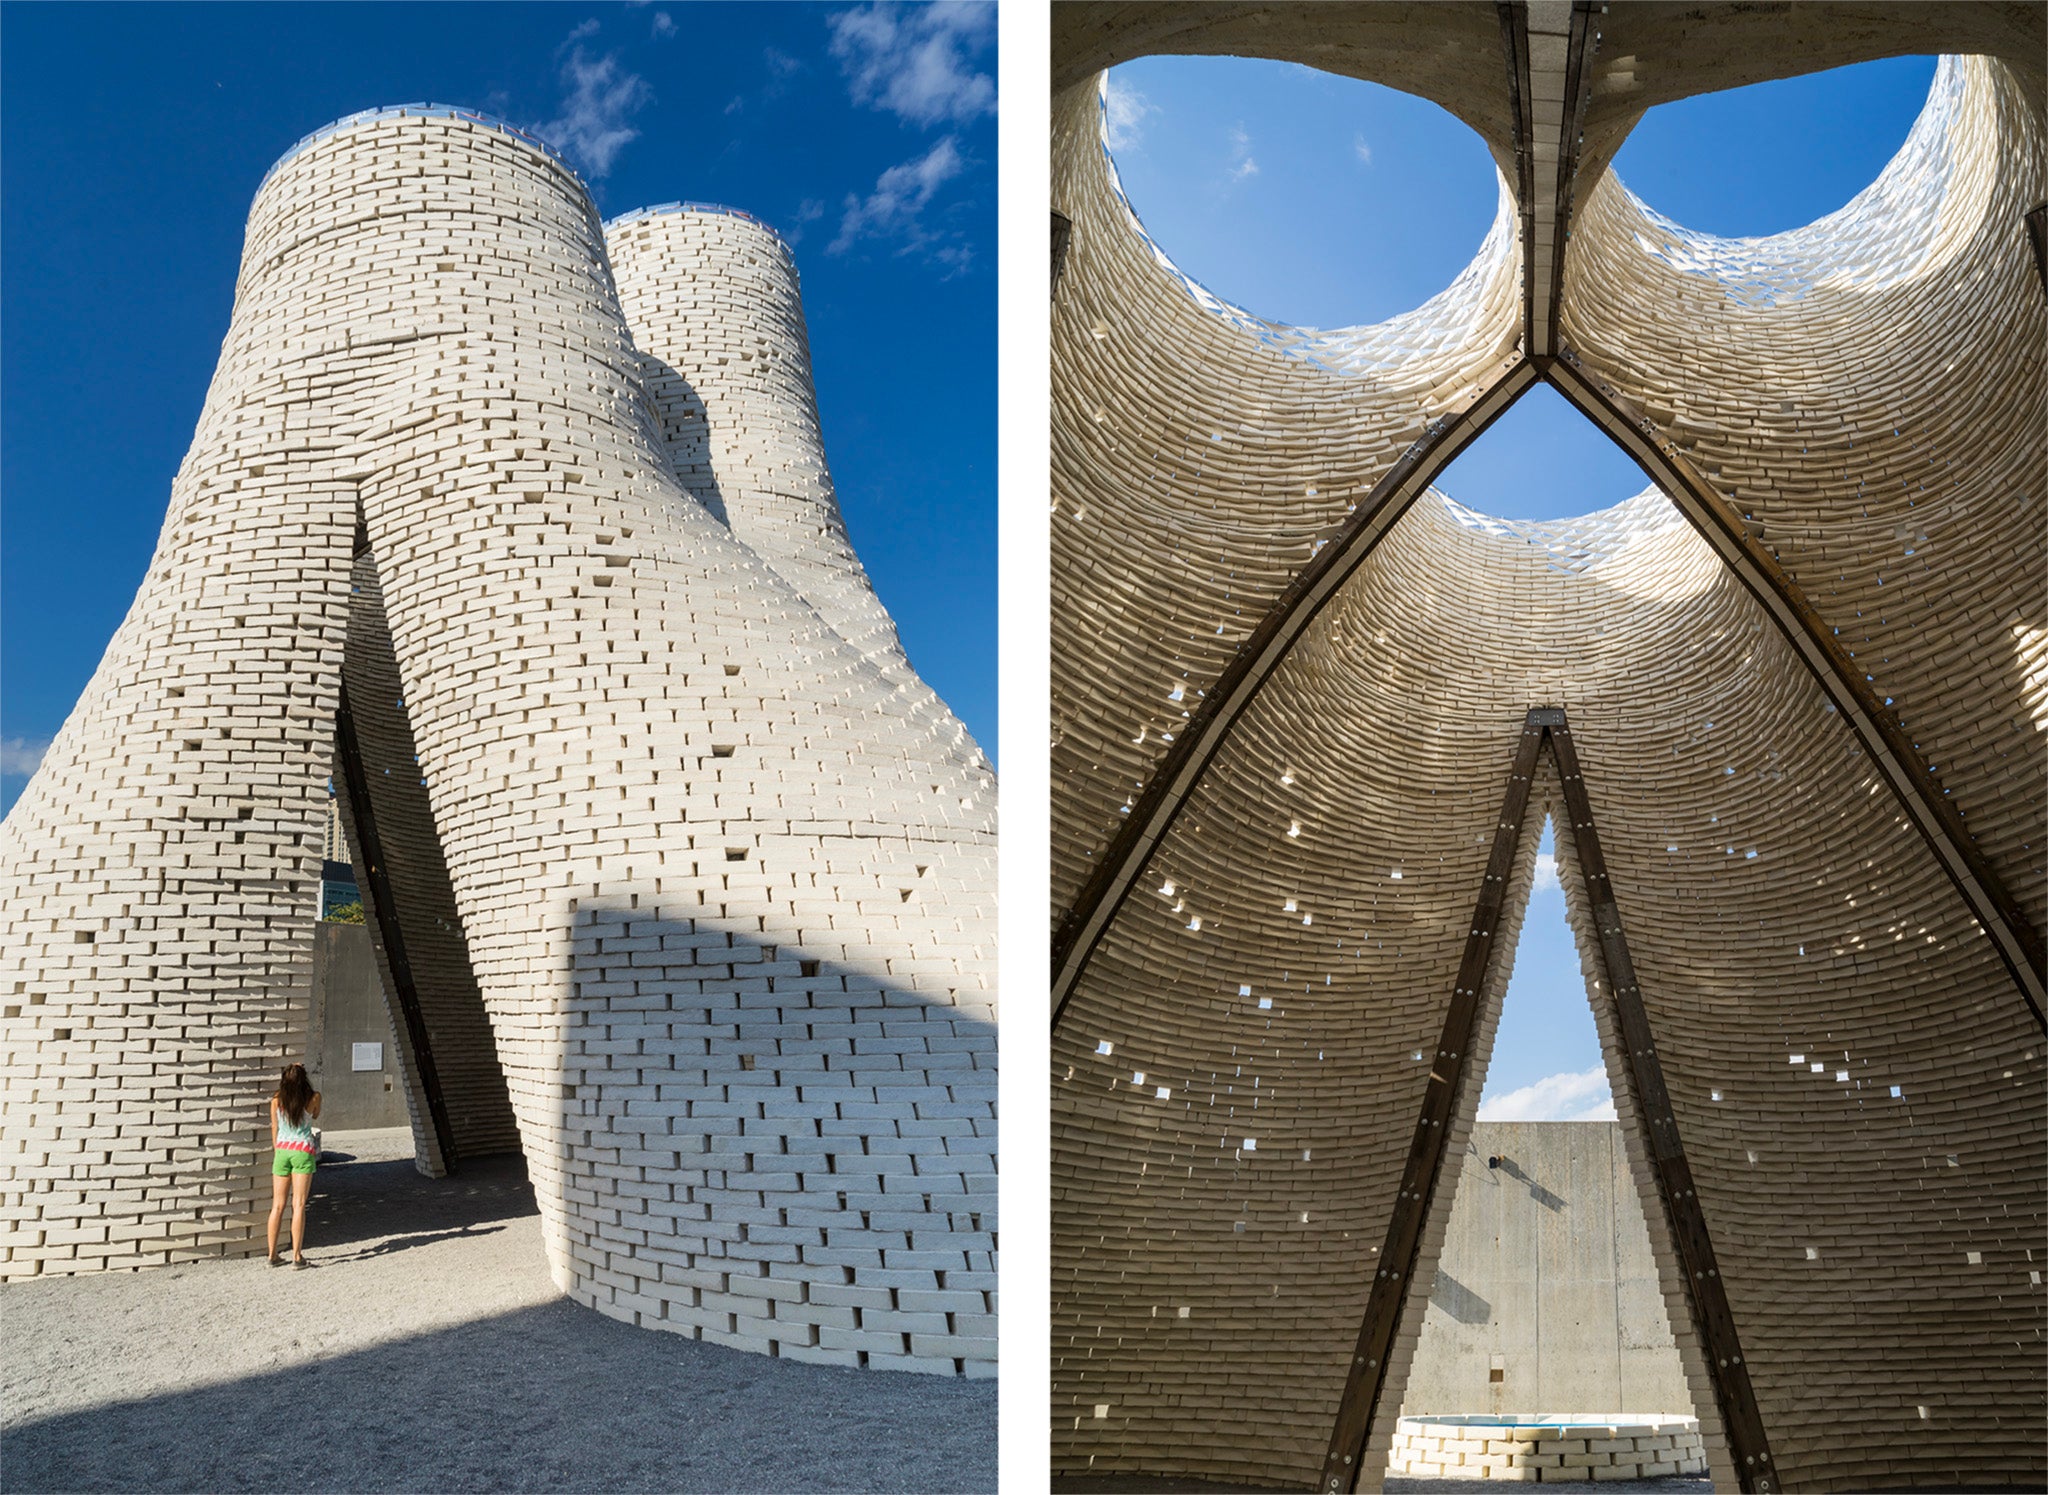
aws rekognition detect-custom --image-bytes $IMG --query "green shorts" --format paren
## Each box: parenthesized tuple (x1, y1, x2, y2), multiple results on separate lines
(272, 1147, 317, 1177)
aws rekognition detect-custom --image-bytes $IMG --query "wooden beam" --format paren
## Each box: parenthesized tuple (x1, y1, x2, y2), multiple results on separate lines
(1050, 360, 1539, 1029)
(1495, 1, 1536, 346)
(1052, 347, 2043, 1035)
(1548, 716, 1778, 1492)
(1545, 351, 2046, 1027)
(1545, 2, 1601, 356)
(1319, 712, 1547, 1494)
(1321, 711, 1780, 1492)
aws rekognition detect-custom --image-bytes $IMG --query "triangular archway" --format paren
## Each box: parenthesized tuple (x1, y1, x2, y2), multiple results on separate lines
(1315, 710, 1770, 1492)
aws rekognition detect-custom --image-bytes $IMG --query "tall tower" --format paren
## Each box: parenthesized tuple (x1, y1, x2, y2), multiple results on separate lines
(609, 205, 920, 689)
(0, 105, 997, 1376)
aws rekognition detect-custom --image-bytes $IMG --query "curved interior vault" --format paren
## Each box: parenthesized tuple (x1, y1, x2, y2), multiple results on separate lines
(1052, 5, 2045, 1490)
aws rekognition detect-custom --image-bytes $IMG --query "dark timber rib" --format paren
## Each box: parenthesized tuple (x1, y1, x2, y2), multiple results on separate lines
(1548, 716, 1777, 1492)
(1050, 353, 2047, 1033)
(1320, 711, 1776, 1493)
(1546, 351, 2046, 1025)
(2027, 205, 2048, 301)
(333, 677, 460, 1172)
(1050, 1, 2043, 1035)
(1319, 711, 1545, 1495)
(1049, 360, 1538, 1027)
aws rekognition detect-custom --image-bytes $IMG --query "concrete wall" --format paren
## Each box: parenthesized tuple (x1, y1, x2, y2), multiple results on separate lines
(305, 921, 409, 1131)
(1399, 1122, 1691, 1417)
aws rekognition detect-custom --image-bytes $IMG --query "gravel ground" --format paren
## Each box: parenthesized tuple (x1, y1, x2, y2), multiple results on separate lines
(3, 1129, 995, 1494)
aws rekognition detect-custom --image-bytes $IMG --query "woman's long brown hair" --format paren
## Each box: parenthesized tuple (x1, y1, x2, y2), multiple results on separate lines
(275, 1063, 314, 1126)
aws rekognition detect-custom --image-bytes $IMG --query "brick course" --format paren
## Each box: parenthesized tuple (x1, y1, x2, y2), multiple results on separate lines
(0, 108, 996, 1376)
(1051, 10, 2044, 1488)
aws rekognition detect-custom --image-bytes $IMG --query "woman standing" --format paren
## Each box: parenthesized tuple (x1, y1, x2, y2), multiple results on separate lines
(267, 1063, 322, 1268)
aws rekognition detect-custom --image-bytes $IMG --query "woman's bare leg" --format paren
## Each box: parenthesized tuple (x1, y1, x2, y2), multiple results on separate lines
(290, 1170, 313, 1260)
(267, 1174, 289, 1261)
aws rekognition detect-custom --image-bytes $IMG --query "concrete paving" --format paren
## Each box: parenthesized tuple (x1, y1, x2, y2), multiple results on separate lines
(1, 1130, 995, 1493)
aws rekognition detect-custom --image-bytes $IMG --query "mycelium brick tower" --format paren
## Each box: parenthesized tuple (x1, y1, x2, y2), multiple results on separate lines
(0, 105, 998, 1376)
(1050, 5, 2044, 1490)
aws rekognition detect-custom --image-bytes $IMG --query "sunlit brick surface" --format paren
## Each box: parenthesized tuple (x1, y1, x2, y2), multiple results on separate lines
(1052, 10, 2044, 1488)
(0, 109, 997, 1376)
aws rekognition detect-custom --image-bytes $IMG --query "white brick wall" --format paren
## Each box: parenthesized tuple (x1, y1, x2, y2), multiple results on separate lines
(0, 107, 996, 1377)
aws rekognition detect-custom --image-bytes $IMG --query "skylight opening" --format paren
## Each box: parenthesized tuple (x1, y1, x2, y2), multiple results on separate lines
(1102, 55, 1499, 330)
(1433, 383, 1653, 523)
(1610, 55, 1937, 239)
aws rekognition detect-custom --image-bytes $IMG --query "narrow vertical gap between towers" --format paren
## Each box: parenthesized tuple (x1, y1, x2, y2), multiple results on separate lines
(1320, 709, 1775, 1495)
(330, 518, 522, 1178)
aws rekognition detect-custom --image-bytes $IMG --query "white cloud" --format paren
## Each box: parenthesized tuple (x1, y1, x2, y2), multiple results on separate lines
(1532, 851, 1560, 894)
(828, 1, 996, 127)
(565, 17, 600, 42)
(1225, 123, 1258, 182)
(650, 10, 675, 38)
(1, 736, 50, 778)
(1354, 133, 1373, 166)
(724, 95, 744, 116)
(1479, 1066, 1616, 1122)
(786, 197, 827, 245)
(764, 45, 804, 78)
(830, 136, 971, 269)
(536, 43, 652, 179)
(1103, 77, 1156, 151)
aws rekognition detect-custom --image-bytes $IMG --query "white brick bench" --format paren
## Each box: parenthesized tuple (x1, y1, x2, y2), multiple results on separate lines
(1389, 1415, 1706, 1482)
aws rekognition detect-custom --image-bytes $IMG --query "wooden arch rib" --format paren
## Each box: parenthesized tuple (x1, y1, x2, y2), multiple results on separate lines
(1051, 343, 2048, 1028)
(1319, 710, 1777, 1495)
(1049, 359, 1540, 1025)
(1545, 352, 2047, 1023)
(1051, 9, 2046, 1031)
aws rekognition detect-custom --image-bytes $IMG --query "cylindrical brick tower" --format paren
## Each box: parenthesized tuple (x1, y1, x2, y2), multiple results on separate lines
(608, 205, 918, 688)
(0, 105, 997, 1376)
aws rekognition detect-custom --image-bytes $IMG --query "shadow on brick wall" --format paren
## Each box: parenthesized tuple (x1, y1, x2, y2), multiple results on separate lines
(546, 897, 999, 1370)
(638, 351, 733, 526)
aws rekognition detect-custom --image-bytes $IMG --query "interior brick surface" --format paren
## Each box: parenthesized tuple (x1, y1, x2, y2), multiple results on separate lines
(1050, 9, 2045, 1487)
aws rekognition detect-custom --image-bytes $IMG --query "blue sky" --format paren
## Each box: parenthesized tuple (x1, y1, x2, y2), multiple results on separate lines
(1106, 52, 1935, 531)
(0, 1, 996, 812)
(1104, 52, 1936, 1115)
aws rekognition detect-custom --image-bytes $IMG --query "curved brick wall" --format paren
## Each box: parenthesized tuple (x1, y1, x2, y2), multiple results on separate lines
(0, 108, 997, 1376)
(1052, 10, 2043, 1488)
(607, 207, 921, 691)
(1049, 76, 1522, 923)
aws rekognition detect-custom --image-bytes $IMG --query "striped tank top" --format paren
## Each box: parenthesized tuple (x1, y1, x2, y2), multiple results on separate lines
(275, 1102, 316, 1155)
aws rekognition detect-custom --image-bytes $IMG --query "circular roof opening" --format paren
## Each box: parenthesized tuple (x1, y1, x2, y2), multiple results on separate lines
(1609, 55, 1936, 237)
(1103, 56, 1500, 330)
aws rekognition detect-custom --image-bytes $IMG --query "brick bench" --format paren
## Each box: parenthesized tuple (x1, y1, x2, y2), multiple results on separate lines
(1390, 1415, 1707, 1481)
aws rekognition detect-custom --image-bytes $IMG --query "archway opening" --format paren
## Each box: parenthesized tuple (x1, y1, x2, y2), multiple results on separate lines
(1387, 814, 1710, 1482)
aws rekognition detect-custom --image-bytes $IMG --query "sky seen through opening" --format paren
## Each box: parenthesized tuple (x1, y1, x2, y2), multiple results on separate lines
(1105, 51, 1939, 1117)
